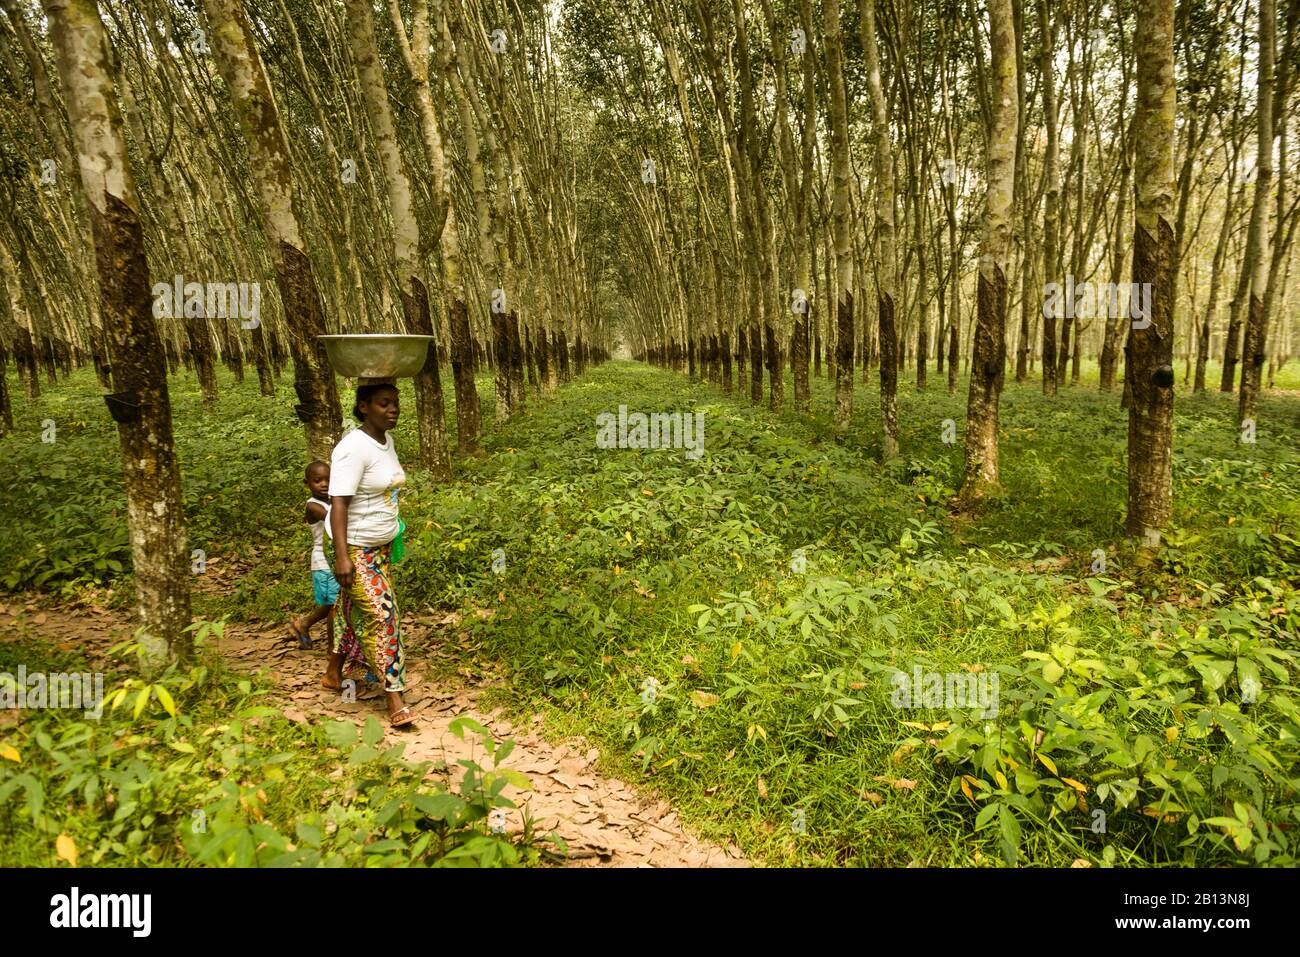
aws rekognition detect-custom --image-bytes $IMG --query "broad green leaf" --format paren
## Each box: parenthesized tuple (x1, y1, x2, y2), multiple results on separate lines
(361, 716, 384, 747)
(154, 685, 177, 718)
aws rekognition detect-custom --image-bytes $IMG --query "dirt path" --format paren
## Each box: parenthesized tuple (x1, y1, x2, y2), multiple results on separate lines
(0, 597, 747, 868)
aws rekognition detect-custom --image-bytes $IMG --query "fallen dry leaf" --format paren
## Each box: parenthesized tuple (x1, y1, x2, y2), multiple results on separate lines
(1141, 807, 1180, 824)
(872, 775, 917, 791)
(756, 775, 768, 799)
(56, 833, 77, 867)
(861, 791, 884, 805)
(689, 690, 719, 708)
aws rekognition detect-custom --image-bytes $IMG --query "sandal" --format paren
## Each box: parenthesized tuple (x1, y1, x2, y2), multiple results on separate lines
(389, 706, 416, 728)
(286, 622, 312, 648)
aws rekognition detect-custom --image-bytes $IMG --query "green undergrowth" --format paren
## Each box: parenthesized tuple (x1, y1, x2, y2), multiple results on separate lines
(409, 362, 1299, 867)
(0, 616, 556, 867)
(2, 359, 1298, 866)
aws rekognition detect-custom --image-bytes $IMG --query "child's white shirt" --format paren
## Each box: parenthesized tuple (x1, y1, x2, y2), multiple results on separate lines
(308, 497, 332, 571)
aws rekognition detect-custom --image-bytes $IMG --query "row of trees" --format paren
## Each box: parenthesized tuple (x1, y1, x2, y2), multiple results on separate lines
(0, 0, 613, 660)
(1, 0, 615, 450)
(1, 0, 1294, 657)
(586, 0, 1291, 532)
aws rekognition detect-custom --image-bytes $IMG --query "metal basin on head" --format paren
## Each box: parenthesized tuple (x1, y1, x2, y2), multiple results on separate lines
(318, 334, 434, 378)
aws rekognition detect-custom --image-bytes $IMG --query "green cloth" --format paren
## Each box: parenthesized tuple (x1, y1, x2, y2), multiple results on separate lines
(391, 517, 406, 564)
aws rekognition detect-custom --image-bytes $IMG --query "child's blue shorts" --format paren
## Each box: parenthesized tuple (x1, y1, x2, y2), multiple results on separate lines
(312, 570, 339, 606)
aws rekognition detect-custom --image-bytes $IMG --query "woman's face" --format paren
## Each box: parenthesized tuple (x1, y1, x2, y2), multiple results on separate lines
(360, 387, 400, 431)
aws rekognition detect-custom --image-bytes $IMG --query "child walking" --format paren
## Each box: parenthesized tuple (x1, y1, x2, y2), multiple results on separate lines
(288, 461, 338, 648)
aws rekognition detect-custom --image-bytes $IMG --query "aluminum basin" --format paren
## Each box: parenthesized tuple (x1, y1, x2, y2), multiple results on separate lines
(318, 335, 434, 378)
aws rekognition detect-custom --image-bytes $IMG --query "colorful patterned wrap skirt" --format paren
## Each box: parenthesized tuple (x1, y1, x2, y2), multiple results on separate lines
(334, 541, 405, 692)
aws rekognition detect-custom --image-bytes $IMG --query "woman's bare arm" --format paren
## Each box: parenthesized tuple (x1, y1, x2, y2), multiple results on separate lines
(332, 496, 354, 586)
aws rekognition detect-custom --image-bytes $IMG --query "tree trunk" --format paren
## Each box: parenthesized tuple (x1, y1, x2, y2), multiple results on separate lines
(826, 0, 855, 430)
(1238, 0, 1275, 430)
(721, 329, 732, 392)
(183, 316, 218, 408)
(251, 321, 274, 396)
(224, 324, 245, 383)
(1099, 118, 1133, 392)
(201, 0, 340, 462)
(347, 0, 450, 477)
(493, 312, 510, 419)
(1037, 0, 1060, 396)
(43, 0, 191, 664)
(536, 321, 552, 393)
(1219, 257, 1250, 392)
(1124, 0, 1177, 545)
(387, 0, 478, 456)
(0, 341, 12, 436)
(1194, 172, 1237, 393)
(525, 323, 539, 396)
(960, 0, 1017, 506)
(863, 0, 898, 456)
(508, 311, 526, 410)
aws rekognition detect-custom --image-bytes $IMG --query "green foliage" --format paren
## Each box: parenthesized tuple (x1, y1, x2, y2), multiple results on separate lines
(0, 630, 556, 868)
(937, 582, 1300, 866)
(2, 360, 1298, 867)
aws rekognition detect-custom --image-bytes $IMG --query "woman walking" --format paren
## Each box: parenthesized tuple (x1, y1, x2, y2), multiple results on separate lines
(324, 381, 415, 727)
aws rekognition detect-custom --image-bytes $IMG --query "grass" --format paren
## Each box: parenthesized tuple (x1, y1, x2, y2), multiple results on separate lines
(2, 355, 1298, 867)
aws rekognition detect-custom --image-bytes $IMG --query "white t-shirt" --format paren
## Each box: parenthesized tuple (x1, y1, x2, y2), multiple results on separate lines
(329, 428, 406, 547)
(308, 497, 332, 571)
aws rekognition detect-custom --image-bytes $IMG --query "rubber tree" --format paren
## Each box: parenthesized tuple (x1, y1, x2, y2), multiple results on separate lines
(42, 0, 192, 664)
(825, 0, 855, 430)
(346, 0, 451, 478)
(1037, 0, 1061, 397)
(1124, 0, 1178, 544)
(959, 0, 1017, 507)
(862, 0, 899, 458)
(200, 0, 342, 462)
(1238, 0, 1276, 432)
(386, 0, 479, 454)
